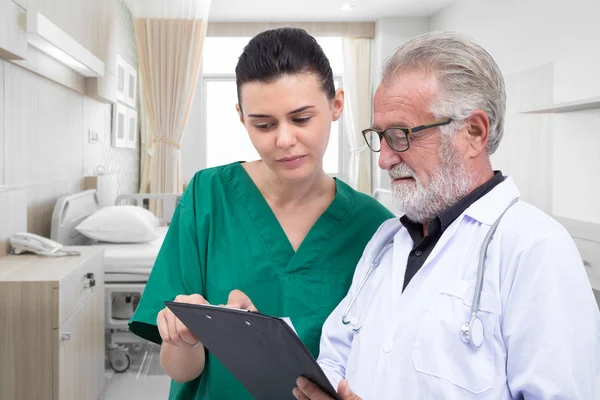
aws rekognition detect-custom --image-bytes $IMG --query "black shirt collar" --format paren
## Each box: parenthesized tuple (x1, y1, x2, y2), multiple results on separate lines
(401, 171, 505, 243)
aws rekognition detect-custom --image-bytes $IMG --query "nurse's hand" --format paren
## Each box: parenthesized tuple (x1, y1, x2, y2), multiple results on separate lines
(157, 294, 207, 347)
(293, 377, 362, 400)
(225, 289, 258, 312)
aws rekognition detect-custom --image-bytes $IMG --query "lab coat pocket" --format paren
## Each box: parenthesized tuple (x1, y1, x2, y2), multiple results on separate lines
(412, 279, 498, 395)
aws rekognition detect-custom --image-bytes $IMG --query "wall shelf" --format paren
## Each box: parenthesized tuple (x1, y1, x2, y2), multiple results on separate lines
(26, 11, 105, 78)
(519, 96, 600, 114)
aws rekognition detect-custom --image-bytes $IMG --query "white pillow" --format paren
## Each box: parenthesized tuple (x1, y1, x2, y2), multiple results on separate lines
(76, 205, 160, 243)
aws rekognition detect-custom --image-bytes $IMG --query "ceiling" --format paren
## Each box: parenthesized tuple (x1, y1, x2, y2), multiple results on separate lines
(208, 0, 455, 22)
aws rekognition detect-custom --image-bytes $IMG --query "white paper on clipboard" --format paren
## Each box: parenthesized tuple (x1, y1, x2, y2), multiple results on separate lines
(280, 317, 298, 336)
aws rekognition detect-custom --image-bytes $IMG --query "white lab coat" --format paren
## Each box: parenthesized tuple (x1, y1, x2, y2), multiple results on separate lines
(317, 177, 600, 399)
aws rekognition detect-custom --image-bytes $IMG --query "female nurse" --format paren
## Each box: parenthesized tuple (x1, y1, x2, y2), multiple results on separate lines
(129, 27, 394, 399)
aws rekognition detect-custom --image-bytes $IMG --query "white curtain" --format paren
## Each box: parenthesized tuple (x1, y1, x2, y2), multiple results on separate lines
(132, 0, 211, 207)
(342, 38, 372, 194)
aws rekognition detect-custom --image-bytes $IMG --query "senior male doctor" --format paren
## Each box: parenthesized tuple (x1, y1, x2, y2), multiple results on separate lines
(292, 32, 600, 400)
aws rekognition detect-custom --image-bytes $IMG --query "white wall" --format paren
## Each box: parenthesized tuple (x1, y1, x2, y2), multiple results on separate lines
(430, 0, 600, 223)
(371, 18, 431, 86)
(370, 17, 430, 192)
(83, 0, 140, 192)
(431, 0, 600, 78)
(0, 0, 139, 237)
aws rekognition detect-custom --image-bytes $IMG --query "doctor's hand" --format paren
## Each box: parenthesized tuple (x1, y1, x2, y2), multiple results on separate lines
(225, 289, 258, 312)
(293, 377, 362, 400)
(157, 294, 207, 347)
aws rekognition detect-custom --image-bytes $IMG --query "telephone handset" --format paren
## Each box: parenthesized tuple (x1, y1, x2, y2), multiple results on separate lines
(9, 232, 80, 257)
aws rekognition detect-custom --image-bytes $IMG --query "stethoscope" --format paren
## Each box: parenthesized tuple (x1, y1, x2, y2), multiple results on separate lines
(342, 197, 519, 348)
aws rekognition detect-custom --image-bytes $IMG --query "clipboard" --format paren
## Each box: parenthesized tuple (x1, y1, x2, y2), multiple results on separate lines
(165, 301, 341, 400)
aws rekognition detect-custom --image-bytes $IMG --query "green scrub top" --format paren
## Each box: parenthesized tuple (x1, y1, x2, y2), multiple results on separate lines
(129, 161, 393, 399)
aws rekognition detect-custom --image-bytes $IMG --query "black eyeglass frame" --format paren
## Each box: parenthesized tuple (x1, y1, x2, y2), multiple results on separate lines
(361, 118, 453, 152)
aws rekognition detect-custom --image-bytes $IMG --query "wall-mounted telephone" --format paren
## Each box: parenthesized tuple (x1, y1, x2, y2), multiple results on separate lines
(9, 232, 80, 257)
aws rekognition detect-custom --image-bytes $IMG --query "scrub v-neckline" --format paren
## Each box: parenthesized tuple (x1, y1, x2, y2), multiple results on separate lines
(230, 161, 352, 269)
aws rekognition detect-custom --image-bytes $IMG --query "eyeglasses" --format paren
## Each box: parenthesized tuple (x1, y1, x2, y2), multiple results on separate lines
(361, 118, 453, 152)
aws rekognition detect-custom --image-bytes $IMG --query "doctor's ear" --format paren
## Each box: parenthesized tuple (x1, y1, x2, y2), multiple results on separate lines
(236, 104, 244, 124)
(465, 109, 490, 157)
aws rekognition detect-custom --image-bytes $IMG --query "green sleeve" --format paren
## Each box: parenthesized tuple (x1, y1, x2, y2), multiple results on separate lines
(129, 172, 206, 345)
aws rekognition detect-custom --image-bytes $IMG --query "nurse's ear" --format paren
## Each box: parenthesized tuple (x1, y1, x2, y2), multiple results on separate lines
(331, 88, 344, 122)
(236, 104, 245, 124)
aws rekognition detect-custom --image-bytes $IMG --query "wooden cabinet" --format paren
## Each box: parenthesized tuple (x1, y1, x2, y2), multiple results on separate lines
(0, 247, 105, 400)
(0, 0, 27, 60)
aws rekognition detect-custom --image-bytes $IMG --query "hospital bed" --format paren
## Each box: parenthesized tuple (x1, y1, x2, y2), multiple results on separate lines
(50, 190, 179, 373)
(47, 187, 391, 373)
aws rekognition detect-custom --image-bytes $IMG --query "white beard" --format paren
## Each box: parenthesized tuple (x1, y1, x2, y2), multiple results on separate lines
(390, 135, 475, 223)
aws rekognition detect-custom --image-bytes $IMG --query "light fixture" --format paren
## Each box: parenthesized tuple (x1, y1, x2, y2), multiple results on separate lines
(26, 11, 105, 78)
(340, 4, 356, 11)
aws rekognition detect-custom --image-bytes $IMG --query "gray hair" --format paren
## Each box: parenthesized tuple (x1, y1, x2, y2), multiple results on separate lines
(382, 31, 506, 155)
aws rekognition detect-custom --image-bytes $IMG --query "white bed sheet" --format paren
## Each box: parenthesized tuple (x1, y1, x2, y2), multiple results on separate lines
(92, 226, 168, 273)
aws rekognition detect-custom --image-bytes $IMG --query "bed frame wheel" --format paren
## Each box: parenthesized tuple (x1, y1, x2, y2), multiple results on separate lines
(108, 349, 131, 373)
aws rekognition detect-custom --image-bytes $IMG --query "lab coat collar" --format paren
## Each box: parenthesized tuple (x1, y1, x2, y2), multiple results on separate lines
(463, 176, 521, 226)
(390, 176, 520, 297)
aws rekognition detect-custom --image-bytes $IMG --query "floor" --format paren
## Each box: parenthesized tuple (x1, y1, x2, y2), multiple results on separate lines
(102, 342, 170, 400)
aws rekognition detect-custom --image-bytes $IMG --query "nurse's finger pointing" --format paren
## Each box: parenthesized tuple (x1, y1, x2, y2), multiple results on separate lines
(227, 289, 258, 312)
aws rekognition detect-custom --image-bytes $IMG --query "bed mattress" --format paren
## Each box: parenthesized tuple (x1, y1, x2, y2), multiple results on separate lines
(92, 226, 168, 274)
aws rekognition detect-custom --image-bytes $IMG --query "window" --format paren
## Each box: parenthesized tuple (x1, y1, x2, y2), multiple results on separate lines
(205, 79, 260, 166)
(201, 36, 346, 177)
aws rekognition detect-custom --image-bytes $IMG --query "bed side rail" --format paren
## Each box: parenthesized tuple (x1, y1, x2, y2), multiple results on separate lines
(115, 193, 181, 225)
